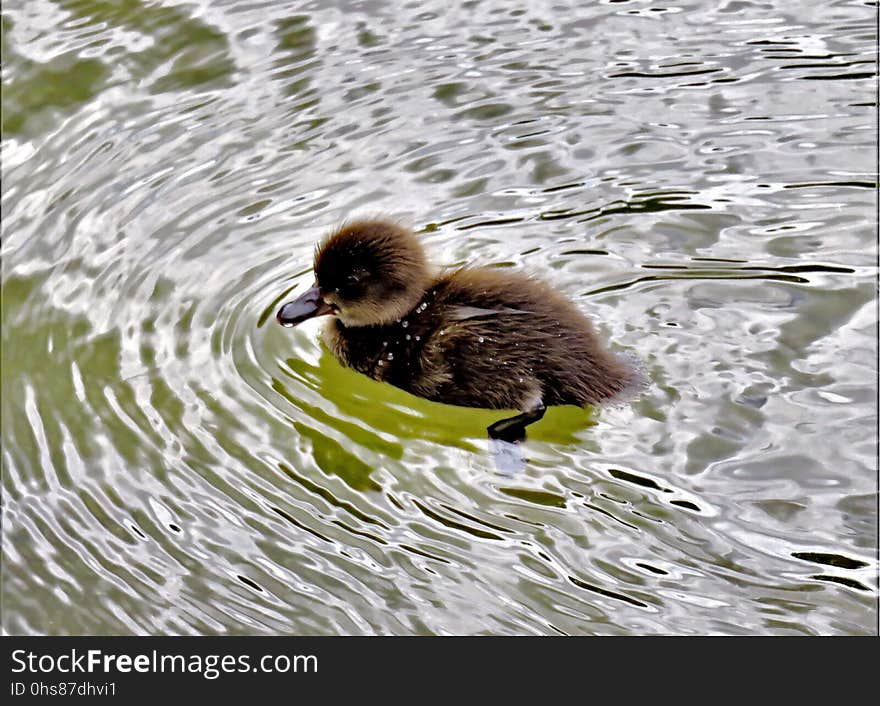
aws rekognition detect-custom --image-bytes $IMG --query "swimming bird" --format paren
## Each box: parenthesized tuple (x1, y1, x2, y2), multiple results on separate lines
(277, 219, 643, 443)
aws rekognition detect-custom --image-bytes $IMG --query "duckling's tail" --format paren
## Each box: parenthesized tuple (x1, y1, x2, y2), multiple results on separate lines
(606, 350, 649, 407)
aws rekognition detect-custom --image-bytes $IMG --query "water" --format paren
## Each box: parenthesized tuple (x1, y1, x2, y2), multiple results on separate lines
(1, 0, 876, 635)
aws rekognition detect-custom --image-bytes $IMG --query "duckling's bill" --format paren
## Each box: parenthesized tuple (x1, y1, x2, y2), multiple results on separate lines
(276, 284, 334, 327)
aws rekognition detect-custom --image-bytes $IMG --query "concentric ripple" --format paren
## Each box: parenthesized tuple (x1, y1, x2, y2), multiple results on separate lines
(2, 0, 876, 635)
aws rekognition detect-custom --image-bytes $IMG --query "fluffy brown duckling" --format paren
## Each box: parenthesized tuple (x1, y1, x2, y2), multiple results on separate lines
(277, 219, 643, 443)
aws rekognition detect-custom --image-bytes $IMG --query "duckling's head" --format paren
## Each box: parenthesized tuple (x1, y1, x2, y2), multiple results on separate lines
(277, 219, 431, 328)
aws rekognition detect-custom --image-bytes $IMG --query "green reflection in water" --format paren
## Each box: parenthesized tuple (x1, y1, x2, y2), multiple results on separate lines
(277, 346, 599, 453)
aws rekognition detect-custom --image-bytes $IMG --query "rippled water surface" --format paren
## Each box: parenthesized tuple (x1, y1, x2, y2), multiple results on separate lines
(2, 0, 877, 635)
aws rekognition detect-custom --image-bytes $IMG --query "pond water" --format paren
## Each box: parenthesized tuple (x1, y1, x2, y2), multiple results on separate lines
(2, 0, 877, 635)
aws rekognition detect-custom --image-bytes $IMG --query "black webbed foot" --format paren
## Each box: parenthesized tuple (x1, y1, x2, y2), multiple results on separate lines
(486, 400, 546, 443)
(487, 419, 528, 443)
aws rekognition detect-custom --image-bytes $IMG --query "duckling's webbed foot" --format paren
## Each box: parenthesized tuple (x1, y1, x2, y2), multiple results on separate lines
(487, 400, 546, 443)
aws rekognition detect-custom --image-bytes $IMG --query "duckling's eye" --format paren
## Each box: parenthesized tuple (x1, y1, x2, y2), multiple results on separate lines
(335, 269, 371, 298)
(334, 274, 362, 299)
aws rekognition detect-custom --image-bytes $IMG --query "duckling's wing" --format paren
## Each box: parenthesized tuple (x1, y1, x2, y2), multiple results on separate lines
(448, 305, 531, 321)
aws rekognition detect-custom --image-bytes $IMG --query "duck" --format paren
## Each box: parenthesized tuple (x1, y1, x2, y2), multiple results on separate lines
(277, 218, 644, 443)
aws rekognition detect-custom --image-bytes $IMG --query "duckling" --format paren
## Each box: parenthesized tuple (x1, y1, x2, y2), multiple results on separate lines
(277, 218, 643, 443)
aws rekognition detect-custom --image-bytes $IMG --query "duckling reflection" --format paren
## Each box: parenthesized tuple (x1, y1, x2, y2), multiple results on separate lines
(277, 219, 644, 447)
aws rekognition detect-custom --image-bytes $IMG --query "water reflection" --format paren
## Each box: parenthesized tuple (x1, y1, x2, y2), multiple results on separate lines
(2, 0, 876, 635)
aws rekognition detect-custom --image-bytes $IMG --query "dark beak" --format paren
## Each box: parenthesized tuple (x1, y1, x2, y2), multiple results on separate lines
(276, 284, 333, 327)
